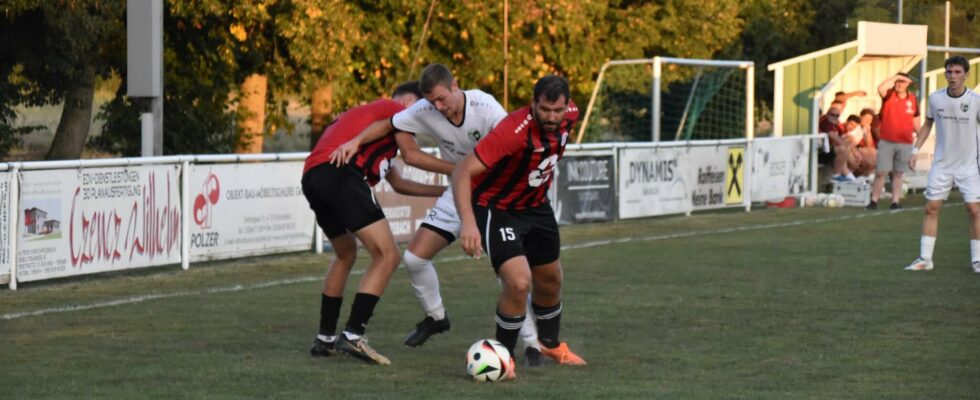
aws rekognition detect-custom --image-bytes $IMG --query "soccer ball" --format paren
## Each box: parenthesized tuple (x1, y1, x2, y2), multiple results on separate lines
(465, 339, 511, 382)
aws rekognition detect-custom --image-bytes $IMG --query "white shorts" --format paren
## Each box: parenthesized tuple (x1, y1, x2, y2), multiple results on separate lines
(420, 189, 462, 242)
(924, 165, 980, 202)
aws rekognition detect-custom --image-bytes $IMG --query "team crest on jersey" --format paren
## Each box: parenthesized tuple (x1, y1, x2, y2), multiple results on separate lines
(962, 102, 970, 113)
(468, 128, 481, 141)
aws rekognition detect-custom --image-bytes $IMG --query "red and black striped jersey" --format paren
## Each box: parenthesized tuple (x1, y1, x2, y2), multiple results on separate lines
(472, 100, 579, 210)
(304, 99, 406, 186)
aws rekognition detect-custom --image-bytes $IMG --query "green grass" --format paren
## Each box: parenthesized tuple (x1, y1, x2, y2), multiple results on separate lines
(2, 193, 979, 399)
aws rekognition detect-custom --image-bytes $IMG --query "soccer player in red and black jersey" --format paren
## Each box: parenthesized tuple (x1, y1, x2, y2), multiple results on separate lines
(452, 75, 586, 378)
(302, 81, 446, 365)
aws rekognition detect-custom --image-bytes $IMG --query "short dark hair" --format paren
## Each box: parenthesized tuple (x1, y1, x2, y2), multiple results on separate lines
(859, 108, 875, 117)
(834, 91, 846, 97)
(945, 56, 970, 73)
(533, 75, 570, 103)
(846, 115, 861, 124)
(419, 64, 455, 93)
(392, 80, 422, 99)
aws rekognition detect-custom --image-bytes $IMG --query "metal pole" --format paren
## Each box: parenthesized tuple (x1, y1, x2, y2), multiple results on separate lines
(746, 65, 755, 140)
(897, 0, 903, 23)
(652, 57, 662, 142)
(8, 167, 18, 290)
(181, 161, 190, 270)
(503, 0, 509, 110)
(945, 1, 950, 60)
(141, 112, 153, 157)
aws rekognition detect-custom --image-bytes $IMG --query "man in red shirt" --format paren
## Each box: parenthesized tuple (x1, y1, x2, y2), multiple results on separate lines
(868, 72, 920, 210)
(302, 81, 446, 365)
(453, 75, 587, 379)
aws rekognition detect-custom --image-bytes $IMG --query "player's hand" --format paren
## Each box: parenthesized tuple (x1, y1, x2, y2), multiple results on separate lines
(459, 223, 483, 259)
(909, 155, 917, 170)
(329, 138, 361, 166)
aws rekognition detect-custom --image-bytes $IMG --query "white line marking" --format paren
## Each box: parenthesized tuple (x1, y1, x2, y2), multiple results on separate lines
(0, 204, 951, 321)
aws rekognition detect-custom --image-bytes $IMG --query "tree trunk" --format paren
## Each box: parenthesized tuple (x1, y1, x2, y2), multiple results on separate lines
(235, 73, 267, 153)
(46, 66, 95, 160)
(309, 84, 333, 150)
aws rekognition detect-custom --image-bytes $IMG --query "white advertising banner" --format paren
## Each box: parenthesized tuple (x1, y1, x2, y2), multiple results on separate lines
(619, 147, 691, 218)
(687, 146, 735, 211)
(189, 162, 314, 261)
(1, 172, 10, 283)
(17, 165, 182, 282)
(749, 137, 810, 202)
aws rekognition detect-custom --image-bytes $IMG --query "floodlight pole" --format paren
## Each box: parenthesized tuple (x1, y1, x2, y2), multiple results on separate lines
(127, 0, 164, 157)
(652, 56, 662, 142)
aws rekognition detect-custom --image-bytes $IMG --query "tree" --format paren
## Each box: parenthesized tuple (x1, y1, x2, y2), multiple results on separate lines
(0, 0, 123, 160)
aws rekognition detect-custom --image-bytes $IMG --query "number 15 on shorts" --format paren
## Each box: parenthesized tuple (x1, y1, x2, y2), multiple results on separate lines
(499, 227, 516, 241)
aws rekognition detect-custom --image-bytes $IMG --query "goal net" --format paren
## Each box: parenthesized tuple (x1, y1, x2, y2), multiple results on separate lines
(577, 57, 753, 143)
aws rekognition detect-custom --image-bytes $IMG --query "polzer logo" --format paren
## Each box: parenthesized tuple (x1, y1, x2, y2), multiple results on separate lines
(193, 172, 220, 228)
(528, 154, 559, 187)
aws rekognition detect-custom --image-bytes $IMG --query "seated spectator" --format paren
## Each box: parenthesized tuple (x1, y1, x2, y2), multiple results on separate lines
(844, 114, 876, 177)
(818, 108, 856, 181)
(859, 108, 880, 147)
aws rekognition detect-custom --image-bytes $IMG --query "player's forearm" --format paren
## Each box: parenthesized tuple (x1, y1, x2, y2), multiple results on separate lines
(387, 170, 446, 197)
(404, 150, 455, 176)
(394, 181, 446, 197)
(357, 119, 394, 144)
(452, 169, 476, 225)
(913, 120, 933, 149)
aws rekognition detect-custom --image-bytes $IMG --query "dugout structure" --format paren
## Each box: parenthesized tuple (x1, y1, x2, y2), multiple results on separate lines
(767, 21, 930, 137)
(576, 57, 755, 144)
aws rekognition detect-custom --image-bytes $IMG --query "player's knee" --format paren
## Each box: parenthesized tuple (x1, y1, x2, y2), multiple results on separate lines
(503, 278, 532, 300)
(402, 250, 430, 272)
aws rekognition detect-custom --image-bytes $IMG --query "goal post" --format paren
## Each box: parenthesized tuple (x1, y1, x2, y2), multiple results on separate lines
(576, 57, 754, 144)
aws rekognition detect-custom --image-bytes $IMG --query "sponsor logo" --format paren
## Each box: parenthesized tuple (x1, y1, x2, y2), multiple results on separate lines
(193, 172, 220, 228)
(528, 154, 559, 187)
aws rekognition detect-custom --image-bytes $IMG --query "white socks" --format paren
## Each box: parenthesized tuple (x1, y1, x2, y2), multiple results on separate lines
(971, 240, 980, 262)
(920, 236, 936, 261)
(520, 297, 542, 350)
(403, 250, 445, 320)
(317, 334, 337, 343)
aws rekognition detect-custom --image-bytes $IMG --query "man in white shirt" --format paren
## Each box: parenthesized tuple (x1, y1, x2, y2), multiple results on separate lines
(330, 64, 545, 365)
(904, 56, 980, 273)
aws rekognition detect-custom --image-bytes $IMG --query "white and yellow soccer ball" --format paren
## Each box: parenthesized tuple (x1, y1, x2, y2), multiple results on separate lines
(465, 339, 511, 382)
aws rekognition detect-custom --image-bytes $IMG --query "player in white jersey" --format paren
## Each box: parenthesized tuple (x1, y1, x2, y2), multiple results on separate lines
(330, 64, 545, 366)
(905, 56, 980, 273)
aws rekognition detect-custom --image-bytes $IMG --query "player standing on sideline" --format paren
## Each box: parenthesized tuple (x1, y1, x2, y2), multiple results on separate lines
(302, 81, 446, 365)
(453, 75, 587, 379)
(331, 64, 546, 366)
(904, 56, 980, 272)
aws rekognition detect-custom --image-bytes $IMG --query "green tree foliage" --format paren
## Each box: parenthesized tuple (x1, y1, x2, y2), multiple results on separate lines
(4, 0, 978, 158)
(0, 0, 122, 159)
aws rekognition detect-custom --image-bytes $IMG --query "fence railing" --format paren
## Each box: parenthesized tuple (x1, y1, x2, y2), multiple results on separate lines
(2, 135, 820, 290)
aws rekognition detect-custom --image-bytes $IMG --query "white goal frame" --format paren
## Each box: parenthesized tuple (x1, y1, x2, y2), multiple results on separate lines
(576, 57, 755, 143)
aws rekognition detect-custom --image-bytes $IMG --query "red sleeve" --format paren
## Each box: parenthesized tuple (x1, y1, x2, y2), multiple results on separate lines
(474, 112, 526, 168)
(912, 94, 920, 117)
(372, 100, 405, 120)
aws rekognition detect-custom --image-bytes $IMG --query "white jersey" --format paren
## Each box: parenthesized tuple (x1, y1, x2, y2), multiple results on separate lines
(927, 88, 980, 171)
(391, 89, 507, 164)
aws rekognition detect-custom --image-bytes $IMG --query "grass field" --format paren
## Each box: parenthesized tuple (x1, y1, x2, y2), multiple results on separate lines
(2, 193, 979, 399)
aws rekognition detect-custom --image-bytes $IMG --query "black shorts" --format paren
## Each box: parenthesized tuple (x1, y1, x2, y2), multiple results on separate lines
(474, 203, 560, 272)
(301, 163, 385, 239)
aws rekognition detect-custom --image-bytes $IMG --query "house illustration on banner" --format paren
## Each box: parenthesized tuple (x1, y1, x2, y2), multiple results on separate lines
(24, 207, 61, 235)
